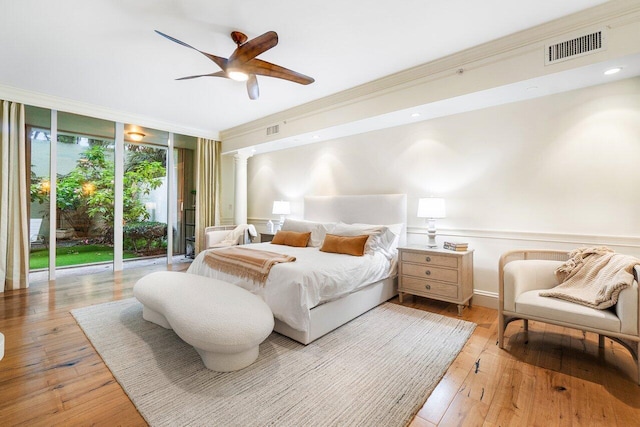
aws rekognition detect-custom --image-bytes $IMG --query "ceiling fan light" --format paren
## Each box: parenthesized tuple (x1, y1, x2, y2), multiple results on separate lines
(228, 70, 249, 82)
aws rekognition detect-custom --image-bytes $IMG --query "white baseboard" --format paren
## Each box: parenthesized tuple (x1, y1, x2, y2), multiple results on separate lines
(472, 290, 498, 310)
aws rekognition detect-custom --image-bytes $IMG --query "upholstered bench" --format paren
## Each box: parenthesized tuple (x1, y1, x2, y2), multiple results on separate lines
(133, 271, 274, 372)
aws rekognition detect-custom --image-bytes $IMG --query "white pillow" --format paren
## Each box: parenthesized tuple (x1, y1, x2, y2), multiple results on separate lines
(282, 218, 335, 247)
(351, 222, 404, 256)
(330, 222, 394, 256)
(381, 223, 403, 250)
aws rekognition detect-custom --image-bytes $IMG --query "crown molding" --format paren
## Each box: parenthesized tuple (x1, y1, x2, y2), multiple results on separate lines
(222, 0, 640, 142)
(0, 83, 219, 140)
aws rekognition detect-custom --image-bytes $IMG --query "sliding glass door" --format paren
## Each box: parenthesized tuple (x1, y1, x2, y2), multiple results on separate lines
(26, 107, 51, 270)
(26, 109, 119, 269)
(123, 138, 168, 260)
(121, 130, 197, 265)
(54, 112, 117, 268)
(25, 107, 196, 276)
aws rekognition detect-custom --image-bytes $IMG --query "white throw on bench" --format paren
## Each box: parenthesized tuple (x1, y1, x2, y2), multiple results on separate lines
(498, 249, 640, 384)
(134, 271, 274, 372)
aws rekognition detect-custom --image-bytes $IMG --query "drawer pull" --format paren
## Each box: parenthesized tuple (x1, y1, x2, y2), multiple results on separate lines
(425, 284, 431, 290)
(425, 270, 431, 276)
(425, 256, 431, 262)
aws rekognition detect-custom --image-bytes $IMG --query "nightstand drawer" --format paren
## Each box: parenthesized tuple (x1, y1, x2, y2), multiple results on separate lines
(401, 263, 458, 283)
(400, 276, 458, 299)
(401, 252, 458, 268)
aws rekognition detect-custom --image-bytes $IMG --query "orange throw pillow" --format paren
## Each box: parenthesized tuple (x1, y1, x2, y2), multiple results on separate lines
(271, 230, 311, 247)
(320, 234, 369, 256)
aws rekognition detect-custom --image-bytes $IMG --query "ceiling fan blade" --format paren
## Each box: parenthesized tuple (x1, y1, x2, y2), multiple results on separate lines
(242, 58, 315, 85)
(228, 31, 278, 65)
(176, 71, 227, 80)
(155, 30, 228, 70)
(247, 74, 259, 100)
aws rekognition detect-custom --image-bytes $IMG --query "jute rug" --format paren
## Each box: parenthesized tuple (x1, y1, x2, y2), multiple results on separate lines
(72, 299, 475, 426)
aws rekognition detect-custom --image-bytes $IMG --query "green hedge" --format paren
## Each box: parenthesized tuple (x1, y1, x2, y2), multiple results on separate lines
(124, 221, 167, 254)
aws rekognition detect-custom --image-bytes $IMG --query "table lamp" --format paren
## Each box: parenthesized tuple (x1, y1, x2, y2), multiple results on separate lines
(417, 197, 446, 248)
(272, 201, 290, 231)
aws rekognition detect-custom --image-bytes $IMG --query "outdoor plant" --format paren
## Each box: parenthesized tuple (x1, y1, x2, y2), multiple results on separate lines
(123, 221, 168, 254)
(30, 143, 166, 244)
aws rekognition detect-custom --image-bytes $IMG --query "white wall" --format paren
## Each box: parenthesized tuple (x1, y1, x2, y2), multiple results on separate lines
(240, 77, 640, 306)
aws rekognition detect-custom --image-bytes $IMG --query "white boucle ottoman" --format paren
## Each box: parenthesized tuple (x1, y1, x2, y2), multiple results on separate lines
(133, 271, 274, 372)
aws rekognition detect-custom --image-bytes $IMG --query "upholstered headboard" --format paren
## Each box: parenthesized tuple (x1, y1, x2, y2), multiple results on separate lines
(303, 194, 407, 247)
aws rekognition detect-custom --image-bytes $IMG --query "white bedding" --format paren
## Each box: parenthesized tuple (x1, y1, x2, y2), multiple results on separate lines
(187, 242, 394, 332)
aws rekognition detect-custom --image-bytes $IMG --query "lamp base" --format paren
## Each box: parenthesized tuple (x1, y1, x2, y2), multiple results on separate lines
(426, 218, 438, 248)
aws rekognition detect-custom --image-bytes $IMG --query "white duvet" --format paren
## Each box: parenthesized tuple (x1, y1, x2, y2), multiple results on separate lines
(187, 242, 394, 332)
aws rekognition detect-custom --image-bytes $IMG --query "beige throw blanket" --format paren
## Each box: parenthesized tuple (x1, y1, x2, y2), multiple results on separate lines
(204, 246, 296, 286)
(540, 247, 639, 309)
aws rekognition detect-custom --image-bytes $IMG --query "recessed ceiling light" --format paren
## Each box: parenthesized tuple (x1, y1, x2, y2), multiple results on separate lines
(127, 131, 145, 141)
(411, 113, 421, 118)
(604, 67, 622, 75)
(312, 135, 320, 140)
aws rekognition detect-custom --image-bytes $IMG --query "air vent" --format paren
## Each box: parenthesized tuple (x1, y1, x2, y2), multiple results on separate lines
(266, 124, 280, 136)
(545, 29, 605, 65)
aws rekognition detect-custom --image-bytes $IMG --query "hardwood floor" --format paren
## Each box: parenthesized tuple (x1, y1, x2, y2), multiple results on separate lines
(1, 263, 638, 426)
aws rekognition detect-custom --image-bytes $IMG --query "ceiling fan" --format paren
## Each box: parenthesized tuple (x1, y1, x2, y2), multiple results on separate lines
(155, 29, 314, 100)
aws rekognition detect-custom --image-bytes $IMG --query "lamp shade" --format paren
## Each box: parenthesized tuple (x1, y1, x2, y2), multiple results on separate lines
(272, 200, 291, 215)
(417, 197, 446, 219)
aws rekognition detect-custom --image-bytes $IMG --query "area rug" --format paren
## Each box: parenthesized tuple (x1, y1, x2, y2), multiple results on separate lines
(72, 299, 475, 426)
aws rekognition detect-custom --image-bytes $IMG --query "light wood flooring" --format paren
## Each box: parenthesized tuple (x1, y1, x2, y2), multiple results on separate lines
(1, 262, 638, 426)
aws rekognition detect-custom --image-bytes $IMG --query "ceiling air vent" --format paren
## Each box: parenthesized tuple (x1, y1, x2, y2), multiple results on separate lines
(545, 29, 605, 65)
(266, 124, 280, 136)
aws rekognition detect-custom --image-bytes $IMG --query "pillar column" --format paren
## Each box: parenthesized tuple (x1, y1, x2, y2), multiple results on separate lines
(233, 149, 253, 225)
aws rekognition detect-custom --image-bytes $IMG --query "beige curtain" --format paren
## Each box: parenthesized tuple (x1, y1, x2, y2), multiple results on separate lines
(0, 101, 29, 291)
(195, 138, 221, 254)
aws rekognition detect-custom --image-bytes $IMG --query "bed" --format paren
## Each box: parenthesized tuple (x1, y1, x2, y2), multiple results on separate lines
(187, 194, 407, 344)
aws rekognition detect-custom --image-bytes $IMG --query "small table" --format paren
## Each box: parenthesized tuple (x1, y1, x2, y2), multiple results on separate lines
(260, 233, 275, 243)
(397, 246, 474, 316)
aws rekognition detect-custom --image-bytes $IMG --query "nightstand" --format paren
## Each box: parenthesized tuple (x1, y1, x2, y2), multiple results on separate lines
(260, 232, 275, 243)
(398, 246, 474, 316)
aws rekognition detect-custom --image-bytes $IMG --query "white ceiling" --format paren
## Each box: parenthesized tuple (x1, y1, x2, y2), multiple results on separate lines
(0, 0, 609, 137)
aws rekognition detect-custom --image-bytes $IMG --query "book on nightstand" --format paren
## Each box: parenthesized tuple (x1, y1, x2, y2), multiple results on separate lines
(443, 241, 469, 251)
